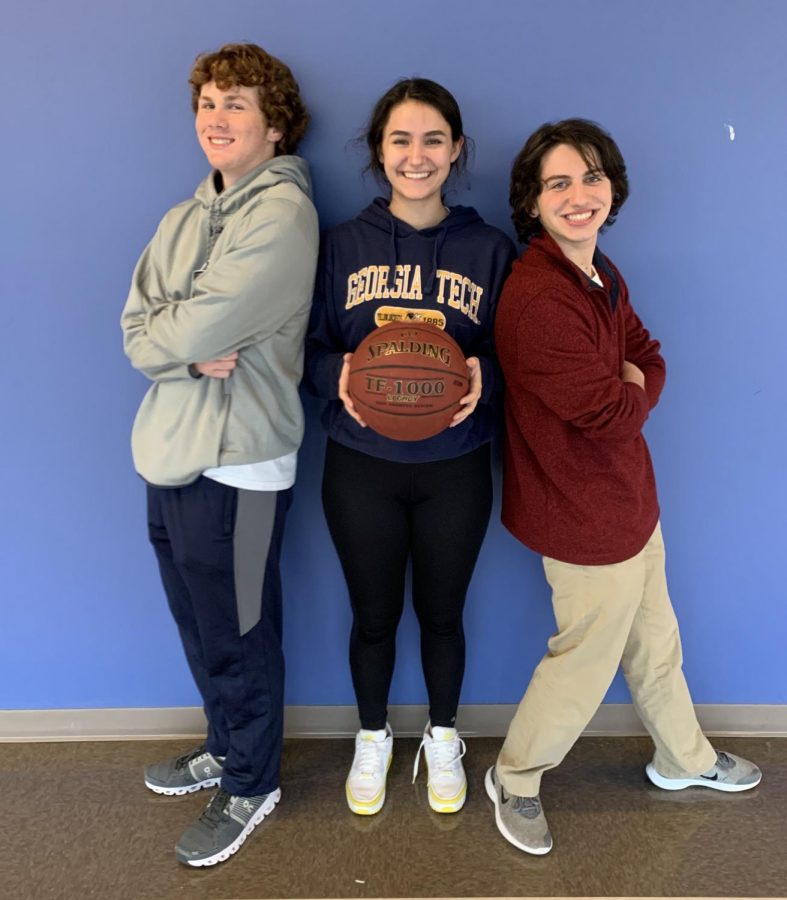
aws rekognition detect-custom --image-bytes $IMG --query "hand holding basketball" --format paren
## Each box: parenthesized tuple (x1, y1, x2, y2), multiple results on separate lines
(338, 353, 367, 428)
(450, 356, 482, 427)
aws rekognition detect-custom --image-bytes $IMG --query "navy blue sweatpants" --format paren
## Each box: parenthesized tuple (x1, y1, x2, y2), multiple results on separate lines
(147, 477, 291, 797)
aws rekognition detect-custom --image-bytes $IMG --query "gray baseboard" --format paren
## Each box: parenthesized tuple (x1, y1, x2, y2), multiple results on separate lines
(0, 704, 785, 742)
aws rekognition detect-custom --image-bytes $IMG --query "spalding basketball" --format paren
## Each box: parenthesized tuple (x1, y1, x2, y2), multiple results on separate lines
(348, 322, 469, 441)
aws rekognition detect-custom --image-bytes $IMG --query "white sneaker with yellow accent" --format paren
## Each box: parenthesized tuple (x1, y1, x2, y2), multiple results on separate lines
(346, 724, 393, 815)
(413, 724, 467, 813)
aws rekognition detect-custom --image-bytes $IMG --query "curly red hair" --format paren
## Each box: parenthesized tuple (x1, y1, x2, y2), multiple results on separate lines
(189, 43, 309, 155)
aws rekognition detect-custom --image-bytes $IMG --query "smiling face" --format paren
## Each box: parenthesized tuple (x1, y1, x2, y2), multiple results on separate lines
(532, 143, 613, 265)
(195, 82, 282, 190)
(379, 100, 463, 224)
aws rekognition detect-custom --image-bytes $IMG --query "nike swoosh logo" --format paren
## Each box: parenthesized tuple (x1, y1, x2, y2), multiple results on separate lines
(702, 772, 719, 781)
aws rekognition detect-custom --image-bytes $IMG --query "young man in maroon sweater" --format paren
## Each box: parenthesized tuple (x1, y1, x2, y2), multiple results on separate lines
(487, 119, 760, 856)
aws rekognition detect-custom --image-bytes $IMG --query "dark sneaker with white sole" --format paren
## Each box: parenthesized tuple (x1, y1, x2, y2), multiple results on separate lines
(485, 766, 552, 855)
(646, 750, 761, 792)
(175, 787, 281, 867)
(144, 746, 224, 795)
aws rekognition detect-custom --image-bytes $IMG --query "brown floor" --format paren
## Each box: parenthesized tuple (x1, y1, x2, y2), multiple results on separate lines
(0, 736, 784, 900)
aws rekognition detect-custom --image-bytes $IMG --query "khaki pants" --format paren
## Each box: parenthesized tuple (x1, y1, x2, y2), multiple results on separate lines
(497, 522, 716, 797)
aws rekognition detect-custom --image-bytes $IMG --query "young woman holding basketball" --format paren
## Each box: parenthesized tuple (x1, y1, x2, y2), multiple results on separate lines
(306, 79, 515, 815)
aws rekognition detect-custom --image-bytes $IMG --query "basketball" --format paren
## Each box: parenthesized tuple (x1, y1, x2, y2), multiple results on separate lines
(347, 322, 469, 441)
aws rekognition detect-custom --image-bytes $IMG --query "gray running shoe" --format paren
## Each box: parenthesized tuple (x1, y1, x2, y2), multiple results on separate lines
(485, 766, 552, 855)
(144, 746, 224, 795)
(646, 750, 762, 792)
(175, 786, 281, 867)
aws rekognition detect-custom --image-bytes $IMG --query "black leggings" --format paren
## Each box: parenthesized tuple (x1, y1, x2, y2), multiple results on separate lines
(322, 439, 493, 730)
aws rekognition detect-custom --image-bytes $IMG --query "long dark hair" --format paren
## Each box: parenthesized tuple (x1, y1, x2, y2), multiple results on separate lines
(363, 78, 472, 186)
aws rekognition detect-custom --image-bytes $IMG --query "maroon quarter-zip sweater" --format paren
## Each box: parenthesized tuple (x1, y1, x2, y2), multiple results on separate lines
(494, 232, 666, 565)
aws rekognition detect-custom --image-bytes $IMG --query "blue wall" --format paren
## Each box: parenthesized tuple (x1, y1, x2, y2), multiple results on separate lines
(2, 0, 784, 710)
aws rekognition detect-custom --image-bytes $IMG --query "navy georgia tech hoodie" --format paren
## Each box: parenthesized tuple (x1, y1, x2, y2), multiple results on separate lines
(305, 197, 517, 463)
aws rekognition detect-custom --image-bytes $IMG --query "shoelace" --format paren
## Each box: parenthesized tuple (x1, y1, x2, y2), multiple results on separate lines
(412, 733, 466, 783)
(511, 794, 542, 818)
(715, 751, 734, 772)
(173, 746, 208, 770)
(200, 788, 233, 827)
(355, 738, 386, 776)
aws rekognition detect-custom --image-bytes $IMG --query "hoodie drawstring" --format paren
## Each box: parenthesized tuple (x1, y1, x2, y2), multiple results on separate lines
(425, 228, 447, 295)
(386, 211, 448, 296)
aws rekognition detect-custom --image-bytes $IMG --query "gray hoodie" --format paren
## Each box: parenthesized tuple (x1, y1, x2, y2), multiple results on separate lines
(122, 156, 319, 487)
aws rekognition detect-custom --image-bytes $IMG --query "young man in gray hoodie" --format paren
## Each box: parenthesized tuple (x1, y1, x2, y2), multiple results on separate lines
(121, 42, 318, 867)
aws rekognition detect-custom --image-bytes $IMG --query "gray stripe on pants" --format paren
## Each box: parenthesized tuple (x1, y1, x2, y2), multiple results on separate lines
(233, 489, 277, 636)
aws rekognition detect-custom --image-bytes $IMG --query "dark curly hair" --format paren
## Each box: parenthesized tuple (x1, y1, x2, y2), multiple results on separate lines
(510, 118, 629, 243)
(363, 78, 472, 187)
(189, 43, 309, 155)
